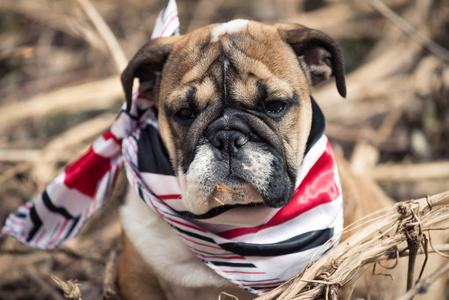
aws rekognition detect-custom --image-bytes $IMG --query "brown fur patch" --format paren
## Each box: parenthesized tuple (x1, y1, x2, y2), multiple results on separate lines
(118, 232, 165, 300)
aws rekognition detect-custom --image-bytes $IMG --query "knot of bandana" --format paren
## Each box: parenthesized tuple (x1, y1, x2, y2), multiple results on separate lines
(1, 1, 344, 295)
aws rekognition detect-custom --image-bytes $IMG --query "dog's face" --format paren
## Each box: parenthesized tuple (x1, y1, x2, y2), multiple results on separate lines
(122, 20, 345, 215)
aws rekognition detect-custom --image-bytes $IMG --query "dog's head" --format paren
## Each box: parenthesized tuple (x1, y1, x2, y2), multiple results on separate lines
(121, 20, 345, 215)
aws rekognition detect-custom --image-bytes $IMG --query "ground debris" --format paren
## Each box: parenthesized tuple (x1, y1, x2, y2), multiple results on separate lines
(51, 274, 82, 300)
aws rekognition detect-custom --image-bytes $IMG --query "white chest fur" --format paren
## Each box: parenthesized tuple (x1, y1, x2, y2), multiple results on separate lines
(119, 189, 229, 288)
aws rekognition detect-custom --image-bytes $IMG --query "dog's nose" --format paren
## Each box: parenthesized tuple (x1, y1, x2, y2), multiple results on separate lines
(210, 131, 248, 155)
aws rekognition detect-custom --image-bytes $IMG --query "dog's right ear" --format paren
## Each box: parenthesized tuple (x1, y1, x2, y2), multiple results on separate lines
(275, 23, 346, 98)
(121, 36, 178, 112)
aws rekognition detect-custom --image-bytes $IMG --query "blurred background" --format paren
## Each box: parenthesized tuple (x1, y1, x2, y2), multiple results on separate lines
(0, 0, 448, 299)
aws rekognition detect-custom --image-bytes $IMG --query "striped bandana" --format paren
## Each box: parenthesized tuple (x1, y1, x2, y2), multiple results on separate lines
(1, 0, 343, 295)
(122, 94, 344, 295)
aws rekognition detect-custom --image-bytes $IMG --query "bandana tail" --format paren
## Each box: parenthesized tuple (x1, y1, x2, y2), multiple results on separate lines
(151, 0, 180, 39)
(0, 134, 123, 250)
(0, 1, 180, 250)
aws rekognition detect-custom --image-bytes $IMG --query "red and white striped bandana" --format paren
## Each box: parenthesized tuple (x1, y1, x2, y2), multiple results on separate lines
(1, 1, 343, 295)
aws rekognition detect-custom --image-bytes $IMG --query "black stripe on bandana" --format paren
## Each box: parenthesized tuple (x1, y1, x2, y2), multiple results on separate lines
(250, 285, 283, 290)
(63, 216, 81, 241)
(42, 190, 81, 242)
(13, 212, 27, 218)
(42, 190, 77, 219)
(26, 205, 43, 242)
(137, 125, 174, 176)
(219, 228, 333, 257)
(304, 96, 325, 155)
(169, 224, 216, 244)
(209, 261, 257, 268)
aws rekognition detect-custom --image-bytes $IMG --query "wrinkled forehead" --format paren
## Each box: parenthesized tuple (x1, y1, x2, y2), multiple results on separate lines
(160, 20, 304, 105)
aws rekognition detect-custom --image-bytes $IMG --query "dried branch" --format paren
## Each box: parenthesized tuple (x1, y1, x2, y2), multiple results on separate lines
(186, 0, 225, 33)
(397, 259, 449, 300)
(370, 161, 449, 182)
(0, 246, 106, 265)
(28, 269, 66, 300)
(76, 0, 128, 73)
(364, 0, 449, 62)
(31, 112, 116, 185)
(102, 250, 120, 300)
(51, 274, 82, 300)
(0, 150, 42, 163)
(0, 162, 32, 183)
(0, 76, 121, 132)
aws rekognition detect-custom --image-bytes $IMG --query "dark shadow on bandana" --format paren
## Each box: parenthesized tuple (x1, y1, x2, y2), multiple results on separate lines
(304, 96, 325, 155)
(137, 125, 174, 176)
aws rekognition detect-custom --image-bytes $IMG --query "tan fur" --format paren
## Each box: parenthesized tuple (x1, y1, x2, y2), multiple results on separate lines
(157, 22, 312, 150)
(118, 232, 166, 300)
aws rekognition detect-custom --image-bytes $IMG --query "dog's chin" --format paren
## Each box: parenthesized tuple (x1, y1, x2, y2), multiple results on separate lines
(182, 179, 265, 215)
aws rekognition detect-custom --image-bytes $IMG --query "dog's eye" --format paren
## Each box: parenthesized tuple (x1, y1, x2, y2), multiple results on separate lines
(176, 108, 197, 120)
(264, 100, 286, 116)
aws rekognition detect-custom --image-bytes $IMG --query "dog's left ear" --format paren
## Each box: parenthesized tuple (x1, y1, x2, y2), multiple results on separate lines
(276, 23, 346, 98)
(121, 36, 179, 112)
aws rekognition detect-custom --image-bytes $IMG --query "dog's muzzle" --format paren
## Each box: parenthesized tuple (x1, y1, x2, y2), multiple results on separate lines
(196, 109, 295, 208)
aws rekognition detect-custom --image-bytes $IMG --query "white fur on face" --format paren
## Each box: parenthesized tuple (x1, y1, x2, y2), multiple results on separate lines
(178, 143, 274, 214)
(239, 145, 273, 193)
(210, 19, 250, 43)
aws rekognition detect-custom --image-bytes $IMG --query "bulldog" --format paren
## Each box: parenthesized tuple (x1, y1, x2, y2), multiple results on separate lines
(116, 20, 445, 300)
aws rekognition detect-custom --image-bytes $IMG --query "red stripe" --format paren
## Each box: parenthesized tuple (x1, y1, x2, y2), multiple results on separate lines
(158, 194, 182, 200)
(241, 280, 286, 287)
(103, 131, 121, 144)
(142, 190, 165, 219)
(218, 141, 339, 239)
(128, 136, 138, 155)
(182, 236, 222, 250)
(7, 216, 24, 226)
(34, 228, 47, 248)
(165, 216, 207, 232)
(64, 147, 112, 197)
(192, 251, 245, 260)
(19, 229, 27, 240)
(137, 94, 151, 100)
(161, 14, 178, 36)
(47, 220, 69, 248)
(2, 229, 14, 235)
(214, 269, 266, 275)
